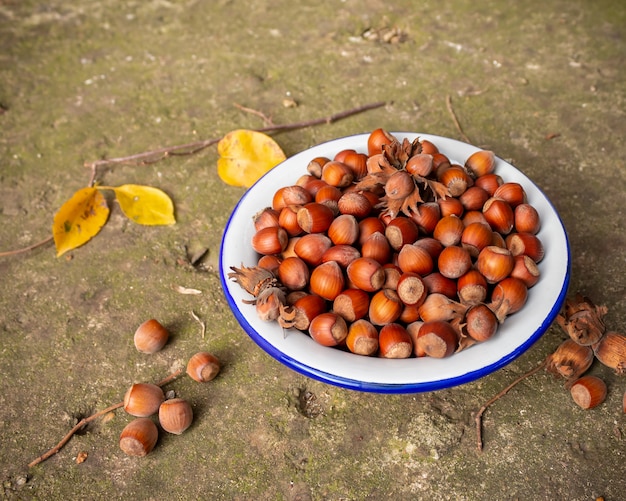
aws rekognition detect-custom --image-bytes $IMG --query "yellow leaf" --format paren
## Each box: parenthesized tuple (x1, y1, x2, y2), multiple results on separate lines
(111, 184, 176, 225)
(52, 187, 110, 257)
(217, 129, 286, 187)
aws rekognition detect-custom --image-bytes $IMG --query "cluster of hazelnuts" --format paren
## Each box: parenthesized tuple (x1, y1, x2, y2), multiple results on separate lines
(118, 319, 221, 457)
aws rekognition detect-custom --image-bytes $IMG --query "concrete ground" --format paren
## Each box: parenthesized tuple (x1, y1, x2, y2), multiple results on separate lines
(1, 0, 625, 499)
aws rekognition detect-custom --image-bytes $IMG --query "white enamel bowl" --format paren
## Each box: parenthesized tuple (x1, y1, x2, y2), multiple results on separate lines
(219, 133, 570, 393)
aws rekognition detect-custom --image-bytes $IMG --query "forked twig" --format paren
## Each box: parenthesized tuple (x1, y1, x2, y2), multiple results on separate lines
(84, 101, 387, 171)
(28, 369, 183, 468)
(475, 359, 547, 452)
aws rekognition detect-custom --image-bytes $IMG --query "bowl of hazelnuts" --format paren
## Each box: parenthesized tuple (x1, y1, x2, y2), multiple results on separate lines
(219, 130, 570, 393)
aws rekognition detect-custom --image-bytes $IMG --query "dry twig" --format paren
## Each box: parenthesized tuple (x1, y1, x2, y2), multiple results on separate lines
(84, 101, 387, 172)
(445, 94, 471, 144)
(475, 359, 547, 452)
(28, 369, 183, 468)
(0, 235, 53, 258)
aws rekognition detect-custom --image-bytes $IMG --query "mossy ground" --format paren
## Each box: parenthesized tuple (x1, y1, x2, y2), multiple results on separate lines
(1, 0, 625, 499)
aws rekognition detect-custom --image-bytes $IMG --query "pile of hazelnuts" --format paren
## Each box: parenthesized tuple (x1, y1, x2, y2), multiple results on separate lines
(241, 129, 545, 359)
(118, 319, 221, 457)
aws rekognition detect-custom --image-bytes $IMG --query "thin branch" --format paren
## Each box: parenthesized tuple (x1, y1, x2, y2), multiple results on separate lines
(84, 101, 387, 170)
(0, 235, 53, 258)
(475, 358, 547, 452)
(28, 368, 184, 468)
(233, 102, 274, 126)
(445, 94, 471, 144)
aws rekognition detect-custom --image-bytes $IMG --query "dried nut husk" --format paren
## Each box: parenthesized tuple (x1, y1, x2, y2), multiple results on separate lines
(134, 319, 169, 354)
(379, 323, 413, 359)
(346, 319, 379, 356)
(546, 339, 594, 381)
(569, 375, 607, 410)
(119, 417, 158, 457)
(186, 352, 221, 382)
(255, 287, 287, 322)
(556, 294, 607, 346)
(280, 293, 327, 330)
(593, 331, 626, 374)
(158, 398, 193, 435)
(123, 383, 165, 418)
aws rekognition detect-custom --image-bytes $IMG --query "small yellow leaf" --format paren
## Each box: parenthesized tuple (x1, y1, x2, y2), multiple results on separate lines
(217, 129, 286, 187)
(111, 184, 176, 225)
(52, 187, 110, 257)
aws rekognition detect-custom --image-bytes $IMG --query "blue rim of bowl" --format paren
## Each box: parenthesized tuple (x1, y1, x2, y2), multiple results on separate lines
(219, 133, 571, 393)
